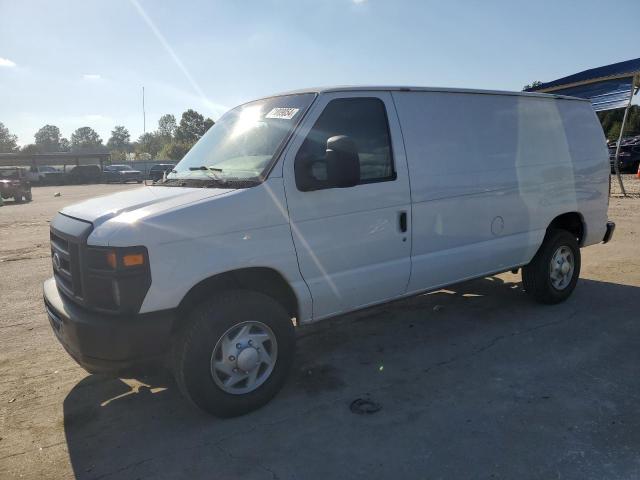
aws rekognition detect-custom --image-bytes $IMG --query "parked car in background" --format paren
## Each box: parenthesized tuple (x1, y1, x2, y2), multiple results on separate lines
(103, 164, 143, 183)
(0, 166, 32, 202)
(66, 165, 103, 185)
(27, 166, 64, 185)
(608, 136, 640, 173)
(148, 163, 176, 182)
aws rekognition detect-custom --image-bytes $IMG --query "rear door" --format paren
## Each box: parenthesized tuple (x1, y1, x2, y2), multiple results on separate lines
(282, 91, 412, 319)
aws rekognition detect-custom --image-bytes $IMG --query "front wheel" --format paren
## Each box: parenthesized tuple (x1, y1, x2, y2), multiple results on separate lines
(522, 229, 581, 304)
(173, 290, 295, 417)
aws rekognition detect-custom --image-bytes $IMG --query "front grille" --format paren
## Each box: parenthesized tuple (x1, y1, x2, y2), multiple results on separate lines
(50, 214, 93, 305)
(51, 230, 83, 299)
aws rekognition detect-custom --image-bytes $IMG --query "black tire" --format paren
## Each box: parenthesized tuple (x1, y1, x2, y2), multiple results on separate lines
(522, 229, 581, 304)
(173, 290, 295, 417)
(25, 191, 32, 202)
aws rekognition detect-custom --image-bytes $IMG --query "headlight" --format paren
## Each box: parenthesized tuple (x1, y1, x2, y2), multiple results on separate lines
(89, 247, 147, 270)
(85, 246, 151, 313)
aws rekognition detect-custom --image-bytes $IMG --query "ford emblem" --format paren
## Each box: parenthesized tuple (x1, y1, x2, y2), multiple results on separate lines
(52, 252, 61, 270)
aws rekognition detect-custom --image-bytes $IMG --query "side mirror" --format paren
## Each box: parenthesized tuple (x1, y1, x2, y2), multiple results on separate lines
(295, 135, 360, 191)
(326, 135, 360, 188)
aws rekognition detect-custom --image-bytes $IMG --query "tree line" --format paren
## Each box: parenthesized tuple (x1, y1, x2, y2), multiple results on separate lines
(3, 101, 639, 159)
(0, 108, 215, 161)
(597, 106, 640, 142)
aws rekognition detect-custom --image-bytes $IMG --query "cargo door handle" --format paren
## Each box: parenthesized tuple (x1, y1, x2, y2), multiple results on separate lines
(398, 211, 407, 233)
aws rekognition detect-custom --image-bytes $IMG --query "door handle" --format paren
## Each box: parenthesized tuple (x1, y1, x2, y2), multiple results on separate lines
(398, 211, 407, 233)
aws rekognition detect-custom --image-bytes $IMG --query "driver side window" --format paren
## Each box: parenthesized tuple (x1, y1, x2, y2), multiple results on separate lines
(295, 97, 395, 190)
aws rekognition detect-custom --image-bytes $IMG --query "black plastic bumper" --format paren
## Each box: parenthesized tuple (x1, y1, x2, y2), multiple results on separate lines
(603, 221, 616, 244)
(43, 277, 175, 375)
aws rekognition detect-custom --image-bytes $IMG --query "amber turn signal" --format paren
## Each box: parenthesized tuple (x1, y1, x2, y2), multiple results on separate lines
(122, 253, 145, 267)
(106, 251, 117, 269)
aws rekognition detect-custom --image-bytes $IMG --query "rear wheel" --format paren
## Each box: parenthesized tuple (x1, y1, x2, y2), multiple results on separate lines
(173, 290, 295, 417)
(522, 229, 581, 304)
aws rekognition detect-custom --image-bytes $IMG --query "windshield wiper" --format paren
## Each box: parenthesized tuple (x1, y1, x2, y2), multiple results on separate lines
(187, 165, 223, 180)
(189, 165, 223, 173)
(156, 176, 259, 189)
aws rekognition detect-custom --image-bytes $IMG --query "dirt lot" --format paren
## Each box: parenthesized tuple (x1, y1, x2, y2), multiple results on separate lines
(1, 184, 639, 479)
(611, 174, 640, 197)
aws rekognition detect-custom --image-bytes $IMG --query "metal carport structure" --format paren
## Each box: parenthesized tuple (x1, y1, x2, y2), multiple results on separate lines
(526, 58, 640, 196)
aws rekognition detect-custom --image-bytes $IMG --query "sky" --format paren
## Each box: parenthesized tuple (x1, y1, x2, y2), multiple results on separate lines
(1, 0, 638, 146)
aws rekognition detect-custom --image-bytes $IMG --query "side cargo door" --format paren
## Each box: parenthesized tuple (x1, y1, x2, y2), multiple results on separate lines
(282, 91, 412, 320)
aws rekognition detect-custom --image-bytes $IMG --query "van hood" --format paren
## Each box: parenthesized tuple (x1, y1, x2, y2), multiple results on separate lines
(61, 185, 234, 226)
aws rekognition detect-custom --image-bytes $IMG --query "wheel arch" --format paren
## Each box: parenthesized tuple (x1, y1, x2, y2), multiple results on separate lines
(547, 211, 586, 246)
(175, 267, 299, 330)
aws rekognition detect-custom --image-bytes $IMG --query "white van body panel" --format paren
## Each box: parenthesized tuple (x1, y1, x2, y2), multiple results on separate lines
(55, 86, 609, 326)
(62, 185, 234, 230)
(282, 91, 412, 320)
(141, 179, 312, 319)
(66, 180, 313, 319)
(391, 91, 609, 294)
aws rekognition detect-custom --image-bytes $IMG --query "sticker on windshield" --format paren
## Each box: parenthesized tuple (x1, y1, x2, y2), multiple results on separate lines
(265, 107, 300, 120)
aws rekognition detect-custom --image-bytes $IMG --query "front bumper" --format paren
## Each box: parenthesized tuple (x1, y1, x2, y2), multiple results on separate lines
(121, 173, 142, 182)
(603, 221, 616, 244)
(0, 185, 18, 198)
(43, 277, 175, 375)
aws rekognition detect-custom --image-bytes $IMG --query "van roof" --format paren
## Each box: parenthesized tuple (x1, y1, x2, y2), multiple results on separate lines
(266, 86, 591, 102)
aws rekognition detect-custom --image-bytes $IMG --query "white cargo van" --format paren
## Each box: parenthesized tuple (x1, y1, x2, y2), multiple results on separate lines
(44, 86, 615, 416)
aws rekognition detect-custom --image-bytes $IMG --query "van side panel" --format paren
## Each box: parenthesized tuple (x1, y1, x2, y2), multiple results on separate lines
(554, 100, 609, 246)
(392, 91, 608, 294)
(120, 178, 314, 322)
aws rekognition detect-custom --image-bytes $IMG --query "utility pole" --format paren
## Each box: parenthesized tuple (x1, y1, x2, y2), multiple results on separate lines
(142, 86, 146, 134)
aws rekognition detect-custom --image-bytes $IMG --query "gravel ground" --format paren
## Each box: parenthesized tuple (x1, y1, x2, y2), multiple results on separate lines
(610, 174, 640, 197)
(0, 184, 639, 480)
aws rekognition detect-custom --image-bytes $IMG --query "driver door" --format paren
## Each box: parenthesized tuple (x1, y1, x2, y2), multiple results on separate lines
(282, 91, 412, 320)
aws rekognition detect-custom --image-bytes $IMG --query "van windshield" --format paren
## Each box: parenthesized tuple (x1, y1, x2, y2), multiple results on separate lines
(168, 93, 315, 183)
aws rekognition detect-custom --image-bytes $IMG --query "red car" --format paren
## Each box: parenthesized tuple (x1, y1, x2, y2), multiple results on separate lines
(0, 167, 32, 203)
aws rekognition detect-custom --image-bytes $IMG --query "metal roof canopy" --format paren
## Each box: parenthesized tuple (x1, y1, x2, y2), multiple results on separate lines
(527, 58, 640, 196)
(0, 152, 111, 169)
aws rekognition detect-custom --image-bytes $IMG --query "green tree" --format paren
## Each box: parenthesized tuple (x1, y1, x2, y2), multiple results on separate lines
(597, 105, 640, 141)
(110, 150, 127, 162)
(0, 122, 19, 152)
(175, 109, 213, 145)
(34, 124, 61, 152)
(607, 122, 622, 142)
(59, 137, 70, 152)
(134, 132, 164, 158)
(158, 141, 190, 161)
(21, 143, 42, 154)
(157, 114, 177, 139)
(522, 80, 543, 91)
(107, 125, 131, 150)
(71, 127, 103, 152)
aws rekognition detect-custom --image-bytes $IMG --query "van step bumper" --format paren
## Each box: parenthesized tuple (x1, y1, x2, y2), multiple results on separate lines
(602, 221, 616, 244)
(43, 277, 175, 376)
